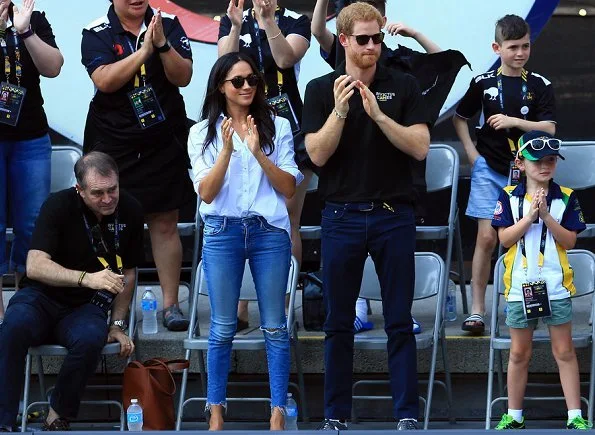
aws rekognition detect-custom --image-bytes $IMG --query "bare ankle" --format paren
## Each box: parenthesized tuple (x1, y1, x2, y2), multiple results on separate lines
(270, 407, 285, 431)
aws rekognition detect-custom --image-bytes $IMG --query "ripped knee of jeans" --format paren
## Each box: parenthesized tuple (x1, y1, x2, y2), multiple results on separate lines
(260, 323, 288, 337)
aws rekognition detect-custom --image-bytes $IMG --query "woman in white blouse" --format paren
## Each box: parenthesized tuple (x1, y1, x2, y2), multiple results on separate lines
(188, 52, 302, 431)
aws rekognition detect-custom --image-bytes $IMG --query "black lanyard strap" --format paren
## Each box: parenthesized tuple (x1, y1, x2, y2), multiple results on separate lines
(1, 28, 22, 86)
(250, 9, 283, 95)
(496, 66, 528, 156)
(82, 212, 122, 273)
(518, 193, 549, 276)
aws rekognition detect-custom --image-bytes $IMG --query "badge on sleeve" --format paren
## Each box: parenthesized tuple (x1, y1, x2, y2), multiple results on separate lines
(267, 93, 300, 134)
(0, 82, 26, 126)
(522, 280, 551, 320)
(127, 85, 166, 129)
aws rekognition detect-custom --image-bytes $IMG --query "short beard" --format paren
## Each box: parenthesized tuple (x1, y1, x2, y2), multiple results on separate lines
(351, 51, 379, 69)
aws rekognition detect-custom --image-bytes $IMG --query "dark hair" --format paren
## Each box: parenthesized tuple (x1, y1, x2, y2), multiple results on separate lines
(200, 52, 276, 156)
(75, 152, 119, 188)
(495, 14, 530, 44)
(343, 0, 386, 16)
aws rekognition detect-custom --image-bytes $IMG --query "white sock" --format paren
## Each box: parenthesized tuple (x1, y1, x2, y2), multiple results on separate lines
(355, 298, 368, 322)
(568, 409, 582, 422)
(508, 409, 523, 423)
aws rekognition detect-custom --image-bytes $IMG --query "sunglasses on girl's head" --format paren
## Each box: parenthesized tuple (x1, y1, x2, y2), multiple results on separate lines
(350, 32, 384, 46)
(518, 137, 562, 154)
(224, 74, 260, 89)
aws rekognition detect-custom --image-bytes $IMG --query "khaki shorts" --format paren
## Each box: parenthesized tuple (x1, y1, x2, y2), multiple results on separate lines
(505, 298, 572, 329)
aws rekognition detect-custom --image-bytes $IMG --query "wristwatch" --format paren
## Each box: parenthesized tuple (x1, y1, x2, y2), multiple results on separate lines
(155, 39, 172, 53)
(110, 319, 128, 331)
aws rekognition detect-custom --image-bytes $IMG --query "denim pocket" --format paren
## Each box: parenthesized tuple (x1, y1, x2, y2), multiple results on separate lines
(321, 204, 346, 221)
(203, 216, 225, 236)
(260, 218, 285, 233)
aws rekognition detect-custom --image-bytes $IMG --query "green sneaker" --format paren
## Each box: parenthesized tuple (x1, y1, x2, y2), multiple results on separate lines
(495, 414, 525, 430)
(567, 416, 593, 430)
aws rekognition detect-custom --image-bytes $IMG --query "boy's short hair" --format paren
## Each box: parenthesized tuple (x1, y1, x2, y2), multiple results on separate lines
(337, 2, 384, 36)
(344, 0, 386, 16)
(495, 14, 530, 44)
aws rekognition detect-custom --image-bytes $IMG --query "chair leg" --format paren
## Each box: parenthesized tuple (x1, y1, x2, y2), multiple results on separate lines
(36, 356, 46, 401)
(21, 354, 32, 433)
(423, 335, 441, 429)
(440, 336, 454, 424)
(176, 349, 193, 431)
(291, 334, 309, 422)
(454, 215, 469, 314)
(198, 350, 207, 398)
(496, 350, 505, 402)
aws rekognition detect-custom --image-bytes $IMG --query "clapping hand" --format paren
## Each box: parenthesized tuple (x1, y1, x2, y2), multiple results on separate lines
(333, 74, 356, 118)
(12, 0, 34, 34)
(151, 8, 166, 48)
(221, 116, 234, 153)
(244, 115, 261, 157)
(227, 0, 244, 28)
(0, 1, 9, 31)
(357, 81, 383, 122)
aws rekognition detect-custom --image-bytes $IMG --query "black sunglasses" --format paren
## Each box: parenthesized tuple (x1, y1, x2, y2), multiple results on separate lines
(224, 74, 260, 89)
(349, 32, 384, 46)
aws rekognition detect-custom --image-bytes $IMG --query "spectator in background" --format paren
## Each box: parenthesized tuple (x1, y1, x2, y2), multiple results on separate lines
(0, 0, 63, 322)
(81, 0, 194, 331)
(218, 0, 312, 331)
(188, 52, 302, 431)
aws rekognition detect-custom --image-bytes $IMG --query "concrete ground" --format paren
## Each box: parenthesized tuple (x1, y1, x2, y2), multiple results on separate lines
(2, 280, 593, 428)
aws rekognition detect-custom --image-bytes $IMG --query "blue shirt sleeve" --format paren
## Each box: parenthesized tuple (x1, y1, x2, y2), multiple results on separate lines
(81, 29, 116, 76)
(492, 190, 514, 228)
(166, 16, 193, 60)
(560, 192, 587, 233)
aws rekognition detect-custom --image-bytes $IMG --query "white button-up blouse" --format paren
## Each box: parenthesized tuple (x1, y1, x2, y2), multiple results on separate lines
(188, 114, 303, 236)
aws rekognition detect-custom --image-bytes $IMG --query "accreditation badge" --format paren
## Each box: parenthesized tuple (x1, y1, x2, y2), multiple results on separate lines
(521, 280, 551, 320)
(509, 161, 522, 186)
(127, 85, 166, 129)
(0, 82, 26, 126)
(267, 93, 300, 134)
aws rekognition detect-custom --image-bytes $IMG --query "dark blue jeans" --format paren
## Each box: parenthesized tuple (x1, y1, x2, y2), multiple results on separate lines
(0, 287, 108, 429)
(321, 202, 418, 420)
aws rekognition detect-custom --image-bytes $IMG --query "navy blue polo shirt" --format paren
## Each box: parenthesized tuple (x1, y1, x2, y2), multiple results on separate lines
(301, 62, 430, 204)
(81, 5, 192, 147)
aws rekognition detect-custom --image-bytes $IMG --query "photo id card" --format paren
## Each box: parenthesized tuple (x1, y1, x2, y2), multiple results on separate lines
(90, 290, 115, 313)
(127, 85, 165, 129)
(522, 280, 551, 320)
(509, 161, 521, 186)
(267, 93, 300, 134)
(0, 82, 26, 127)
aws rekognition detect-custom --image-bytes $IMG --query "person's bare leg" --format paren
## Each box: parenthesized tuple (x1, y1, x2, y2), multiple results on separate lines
(507, 327, 533, 410)
(550, 322, 582, 410)
(237, 299, 249, 325)
(146, 210, 182, 309)
(270, 406, 285, 431)
(208, 404, 224, 431)
(470, 219, 498, 315)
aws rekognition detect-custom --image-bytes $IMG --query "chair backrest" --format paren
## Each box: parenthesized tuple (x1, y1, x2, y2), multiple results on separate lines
(554, 142, 595, 190)
(359, 252, 445, 301)
(51, 145, 82, 193)
(423, 144, 460, 227)
(494, 249, 595, 298)
(306, 173, 319, 194)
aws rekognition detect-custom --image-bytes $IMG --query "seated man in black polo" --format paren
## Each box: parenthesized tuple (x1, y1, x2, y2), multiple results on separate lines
(0, 152, 144, 431)
(301, 3, 430, 431)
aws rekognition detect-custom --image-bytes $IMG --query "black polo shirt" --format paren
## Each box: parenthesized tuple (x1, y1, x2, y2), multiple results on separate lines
(21, 187, 145, 307)
(81, 5, 192, 148)
(301, 62, 430, 204)
(456, 69, 556, 175)
(0, 6, 58, 140)
(218, 7, 310, 122)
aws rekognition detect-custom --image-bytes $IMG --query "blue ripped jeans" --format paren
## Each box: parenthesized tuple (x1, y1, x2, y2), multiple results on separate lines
(201, 215, 291, 409)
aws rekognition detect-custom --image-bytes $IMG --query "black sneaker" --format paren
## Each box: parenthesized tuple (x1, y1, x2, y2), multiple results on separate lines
(397, 418, 418, 430)
(163, 305, 189, 331)
(317, 419, 348, 430)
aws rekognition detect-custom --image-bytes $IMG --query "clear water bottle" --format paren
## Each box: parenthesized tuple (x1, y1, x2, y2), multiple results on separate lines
(141, 287, 158, 334)
(285, 393, 298, 430)
(445, 279, 457, 321)
(127, 398, 143, 431)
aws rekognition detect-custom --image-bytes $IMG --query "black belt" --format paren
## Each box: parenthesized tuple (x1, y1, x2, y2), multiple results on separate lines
(326, 201, 407, 212)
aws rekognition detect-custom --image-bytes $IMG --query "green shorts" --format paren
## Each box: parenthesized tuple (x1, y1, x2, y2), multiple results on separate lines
(505, 298, 573, 329)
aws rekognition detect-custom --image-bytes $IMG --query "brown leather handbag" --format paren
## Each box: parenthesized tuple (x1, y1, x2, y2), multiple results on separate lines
(122, 358, 189, 430)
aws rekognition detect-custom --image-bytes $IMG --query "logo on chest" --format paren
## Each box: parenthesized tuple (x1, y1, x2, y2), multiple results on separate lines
(239, 33, 252, 48)
(375, 92, 396, 102)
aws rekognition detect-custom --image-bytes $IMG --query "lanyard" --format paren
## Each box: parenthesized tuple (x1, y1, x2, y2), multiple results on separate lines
(1, 28, 22, 86)
(82, 212, 123, 274)
(496, 66, 528, 156)
(250, 9, 283, 96)
(126, 39, 147, 88)
(517, 193, 549, 277)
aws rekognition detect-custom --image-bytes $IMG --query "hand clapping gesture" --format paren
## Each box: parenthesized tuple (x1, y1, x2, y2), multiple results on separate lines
(358, 81, 383, 122)
(227, 0, 244, 28)
(333, 75, 356, 118)
(151, 8, 167, 48)
(221, 116, 234, 153)
(13, 0, 35, 34)
(253, 0, 277, 22)
(244, 115, 261, 157)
